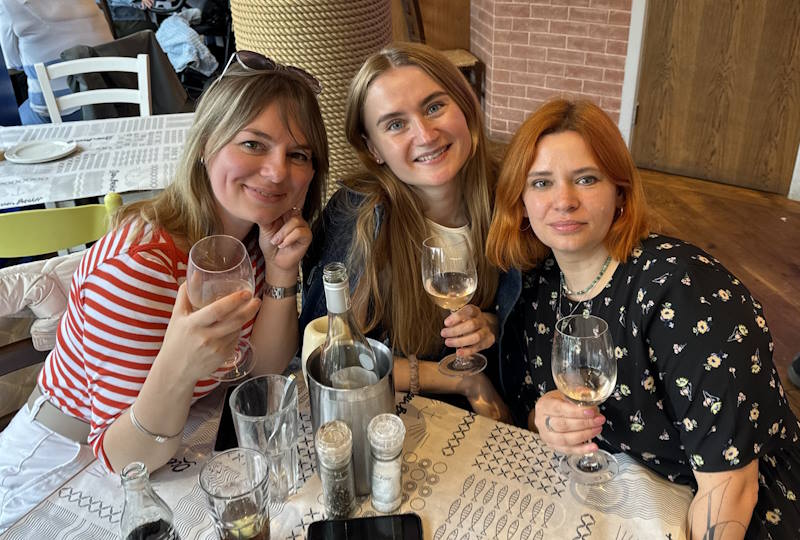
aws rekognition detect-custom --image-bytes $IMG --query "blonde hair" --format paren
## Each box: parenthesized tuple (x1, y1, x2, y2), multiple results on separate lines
(114, 65, 328, 246)
(342, 42, 499, 357)
(487, 99, 649, 271)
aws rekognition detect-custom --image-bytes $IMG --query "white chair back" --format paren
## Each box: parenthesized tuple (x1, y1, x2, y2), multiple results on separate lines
(33, 54, 151, 123)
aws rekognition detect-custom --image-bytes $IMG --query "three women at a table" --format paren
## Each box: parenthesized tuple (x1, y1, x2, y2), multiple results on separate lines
(489, 98, 800, 539)
(0, 53, 327, 531)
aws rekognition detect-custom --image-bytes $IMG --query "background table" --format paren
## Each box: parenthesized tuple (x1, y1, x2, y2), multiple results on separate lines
(0, 114, 193, 209)
(1, 375, 693, 540)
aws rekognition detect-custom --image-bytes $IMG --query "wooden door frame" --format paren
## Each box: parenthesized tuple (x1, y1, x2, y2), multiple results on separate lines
(618, 0, 646, 151)
(619, 0, 800, 201)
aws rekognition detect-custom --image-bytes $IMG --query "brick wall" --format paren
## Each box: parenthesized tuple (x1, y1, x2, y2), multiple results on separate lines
(471, 0, 632, 141)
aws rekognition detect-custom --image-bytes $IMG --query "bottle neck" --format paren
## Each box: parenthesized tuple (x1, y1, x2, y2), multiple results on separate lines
(323, 280, 350, 314)
(121, 462, 150, 490)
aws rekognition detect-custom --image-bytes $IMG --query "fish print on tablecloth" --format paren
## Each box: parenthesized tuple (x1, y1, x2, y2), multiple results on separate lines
(472, 478, 486, 502)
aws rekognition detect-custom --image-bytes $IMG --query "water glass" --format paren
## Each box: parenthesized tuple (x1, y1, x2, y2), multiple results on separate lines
(199, 448, 270, 540)
(229, 374, 299, 502)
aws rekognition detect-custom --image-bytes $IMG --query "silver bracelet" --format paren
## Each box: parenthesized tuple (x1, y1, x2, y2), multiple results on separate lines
(129, 404, 182, 443)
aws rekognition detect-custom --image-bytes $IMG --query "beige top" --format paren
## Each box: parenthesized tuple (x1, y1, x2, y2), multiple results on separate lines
(426, 219, 472, 252)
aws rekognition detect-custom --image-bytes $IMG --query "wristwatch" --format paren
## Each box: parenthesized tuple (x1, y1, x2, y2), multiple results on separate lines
(265, 283, 298, 299)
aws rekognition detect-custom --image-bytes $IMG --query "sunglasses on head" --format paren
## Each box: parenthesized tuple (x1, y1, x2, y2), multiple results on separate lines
(212, 50, 322, 95)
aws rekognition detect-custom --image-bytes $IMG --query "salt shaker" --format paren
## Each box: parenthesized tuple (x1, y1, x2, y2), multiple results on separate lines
(367, 413, 406, 512)
(315, 420, 356, 518)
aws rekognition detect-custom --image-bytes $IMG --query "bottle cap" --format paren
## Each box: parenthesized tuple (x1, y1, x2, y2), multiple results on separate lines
(367, 413, 405, 457)
(315, 420, 353, 468)
(322, 262, 350, 314)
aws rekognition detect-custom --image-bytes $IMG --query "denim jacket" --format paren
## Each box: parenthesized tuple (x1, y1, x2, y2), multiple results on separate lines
(300, 188, 379, 336)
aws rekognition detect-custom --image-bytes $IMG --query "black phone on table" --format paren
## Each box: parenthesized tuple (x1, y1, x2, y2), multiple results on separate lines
(306, 513, 423, 540)
(213, 384, 238, 452)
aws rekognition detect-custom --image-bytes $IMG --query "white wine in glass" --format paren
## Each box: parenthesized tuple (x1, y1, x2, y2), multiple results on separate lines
(187, 235, 256, 382)
(551, 314, 618, 485)
(421, 233, 486, 376)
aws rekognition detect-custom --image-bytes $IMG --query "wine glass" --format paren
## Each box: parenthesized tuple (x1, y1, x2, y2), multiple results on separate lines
(551, 314, 618, 485)
(186, 235, 256, 382)
(421, 233, 487, 376)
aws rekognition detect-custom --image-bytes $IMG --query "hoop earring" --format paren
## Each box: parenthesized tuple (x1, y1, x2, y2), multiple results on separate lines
(520, 219, 531, 232)
(617, 206, 625, 218)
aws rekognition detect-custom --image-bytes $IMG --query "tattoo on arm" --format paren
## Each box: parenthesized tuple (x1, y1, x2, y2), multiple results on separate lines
(687, 477, 748, 539)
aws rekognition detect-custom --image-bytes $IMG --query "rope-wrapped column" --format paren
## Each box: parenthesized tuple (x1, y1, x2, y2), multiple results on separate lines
(230, 0, 392, 199)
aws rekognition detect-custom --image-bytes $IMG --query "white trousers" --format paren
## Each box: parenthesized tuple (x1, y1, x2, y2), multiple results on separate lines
(0, 393, 95, 533)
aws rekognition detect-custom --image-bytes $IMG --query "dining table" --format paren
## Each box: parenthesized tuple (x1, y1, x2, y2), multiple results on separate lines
(0, 367, 693, 540)
(0, 113, 193, 209)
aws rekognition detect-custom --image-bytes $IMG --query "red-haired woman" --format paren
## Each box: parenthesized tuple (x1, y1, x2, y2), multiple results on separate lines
(488, 99, 799, 539)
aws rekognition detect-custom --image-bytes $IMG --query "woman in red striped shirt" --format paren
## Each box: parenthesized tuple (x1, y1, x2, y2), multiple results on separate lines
(0, 52, 328, 531)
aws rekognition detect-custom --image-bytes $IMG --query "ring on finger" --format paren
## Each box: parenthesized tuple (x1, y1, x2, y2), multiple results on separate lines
(545, 415, 555, 432)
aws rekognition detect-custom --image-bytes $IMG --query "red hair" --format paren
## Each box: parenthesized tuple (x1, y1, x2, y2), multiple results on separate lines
(487, 99, 649, 271)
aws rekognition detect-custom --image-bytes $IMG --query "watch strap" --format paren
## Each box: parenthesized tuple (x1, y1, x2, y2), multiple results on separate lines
(265, 282, 298, 299)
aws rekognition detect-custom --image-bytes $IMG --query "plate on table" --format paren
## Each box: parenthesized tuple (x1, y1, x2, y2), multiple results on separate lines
(4, 140, 78, 164)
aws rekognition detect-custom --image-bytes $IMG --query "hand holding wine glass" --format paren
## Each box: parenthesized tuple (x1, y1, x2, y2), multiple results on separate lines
(421, 232, 487, 376)
(186, 235, 257, 382)
(550, 314, 618, 485)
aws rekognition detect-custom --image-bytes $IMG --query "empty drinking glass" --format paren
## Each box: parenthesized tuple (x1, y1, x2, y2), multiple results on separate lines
(229, 374, 299, 502)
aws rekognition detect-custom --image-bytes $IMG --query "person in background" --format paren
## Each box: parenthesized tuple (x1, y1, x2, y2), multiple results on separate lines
(105, 0, 157, 38)
(488, 98, 800, 539)
(0, 0, 113, 124)
(300, 42, 511, 421)
(0, 51, 328, 532)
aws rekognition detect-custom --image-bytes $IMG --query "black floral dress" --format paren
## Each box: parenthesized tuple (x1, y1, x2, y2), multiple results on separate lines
(504, 234, 800, 539)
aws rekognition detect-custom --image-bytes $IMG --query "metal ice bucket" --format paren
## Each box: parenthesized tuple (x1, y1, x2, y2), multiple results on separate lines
(306, 338, 395, 495)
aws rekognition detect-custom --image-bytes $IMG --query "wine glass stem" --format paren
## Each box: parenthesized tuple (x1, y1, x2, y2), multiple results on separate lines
(447, 309, 470, 367)
(576, 446, 602, 473)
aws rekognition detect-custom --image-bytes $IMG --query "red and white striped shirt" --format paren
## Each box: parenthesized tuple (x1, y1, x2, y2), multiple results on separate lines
(37, 221, 265, 471)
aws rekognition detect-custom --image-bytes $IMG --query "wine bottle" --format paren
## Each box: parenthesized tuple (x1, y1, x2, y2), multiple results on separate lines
(320, 262, 380, 389)
(120, 462, 180, 540)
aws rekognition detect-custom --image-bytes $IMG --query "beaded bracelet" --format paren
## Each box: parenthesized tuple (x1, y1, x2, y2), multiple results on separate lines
(129, 404, 183, 443)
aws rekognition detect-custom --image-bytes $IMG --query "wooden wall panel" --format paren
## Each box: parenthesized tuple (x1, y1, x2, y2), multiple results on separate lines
(390, 0, 470, 49)
(632, 0, 800, 194)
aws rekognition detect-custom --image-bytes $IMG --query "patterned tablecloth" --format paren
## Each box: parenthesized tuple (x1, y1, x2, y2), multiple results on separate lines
(1, 377, 693, 540)
(0, 114, 193, 209)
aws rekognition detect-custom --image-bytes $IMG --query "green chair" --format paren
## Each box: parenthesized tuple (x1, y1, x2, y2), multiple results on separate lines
(0, 193, 122, 258)
(0, 193, 122, 426)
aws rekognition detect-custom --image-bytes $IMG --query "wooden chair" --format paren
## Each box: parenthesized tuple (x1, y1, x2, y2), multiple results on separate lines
(399, 0, 485, 104)
(33, 54, 151, 123)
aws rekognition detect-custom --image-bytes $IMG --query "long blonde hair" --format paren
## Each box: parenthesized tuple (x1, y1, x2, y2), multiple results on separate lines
(114, 64, 328, 246)
(343, 42, 499, 357)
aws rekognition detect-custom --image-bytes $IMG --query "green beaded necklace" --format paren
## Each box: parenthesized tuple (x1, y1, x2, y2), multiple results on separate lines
(560, 255, 612, 297)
